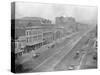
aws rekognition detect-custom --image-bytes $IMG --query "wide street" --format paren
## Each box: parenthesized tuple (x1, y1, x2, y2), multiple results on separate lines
(17, 26, 96, 72)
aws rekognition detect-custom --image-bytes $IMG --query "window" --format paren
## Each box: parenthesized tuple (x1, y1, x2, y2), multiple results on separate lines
(29, 37, 32, 43)
(27, 38, 29, 43)
(27, 31, 29, 36)
(26, 30, 31, 36)
(29, 30, 31, 35)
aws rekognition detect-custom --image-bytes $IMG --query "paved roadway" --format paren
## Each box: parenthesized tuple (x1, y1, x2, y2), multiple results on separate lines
(18, 32, 78, 64)
(19, 32, 80, 69)
(54, 27, 97, 71)
(17, 26, 95, 72)
(31, 27, 96, 72)
(77, 46, 97, 69)
(31, 29, 91, 72)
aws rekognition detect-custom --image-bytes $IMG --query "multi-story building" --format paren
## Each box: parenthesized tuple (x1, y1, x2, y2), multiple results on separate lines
(14, 17, 67, 57)
(55, 16, 77, 32)
(25, 24, 64, 45)
(15, 36, 26, 53)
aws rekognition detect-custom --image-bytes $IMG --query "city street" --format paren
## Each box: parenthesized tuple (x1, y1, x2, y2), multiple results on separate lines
(31, 28, 92, 72)
(11, 2, 97, 73)
(16, 26, 96, 72)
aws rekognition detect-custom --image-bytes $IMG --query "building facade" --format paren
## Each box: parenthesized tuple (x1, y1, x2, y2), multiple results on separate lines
(14, 17, 66, 57)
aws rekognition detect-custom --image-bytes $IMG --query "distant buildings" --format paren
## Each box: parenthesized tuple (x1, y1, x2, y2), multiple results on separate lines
(56, 16, 75, 24)
(55, 16, 77, 32)
(14, 17, 65, 55)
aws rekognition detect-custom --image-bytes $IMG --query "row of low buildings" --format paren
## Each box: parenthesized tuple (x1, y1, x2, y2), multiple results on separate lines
(14, 16, 78, 56)
(15, 25, 66, 55)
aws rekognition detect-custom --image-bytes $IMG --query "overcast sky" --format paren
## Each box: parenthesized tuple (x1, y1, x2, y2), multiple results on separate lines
(15, 2, 97, 24)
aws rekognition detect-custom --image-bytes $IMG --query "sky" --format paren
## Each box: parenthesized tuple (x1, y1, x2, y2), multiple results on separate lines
(14, 2, 97, 24)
